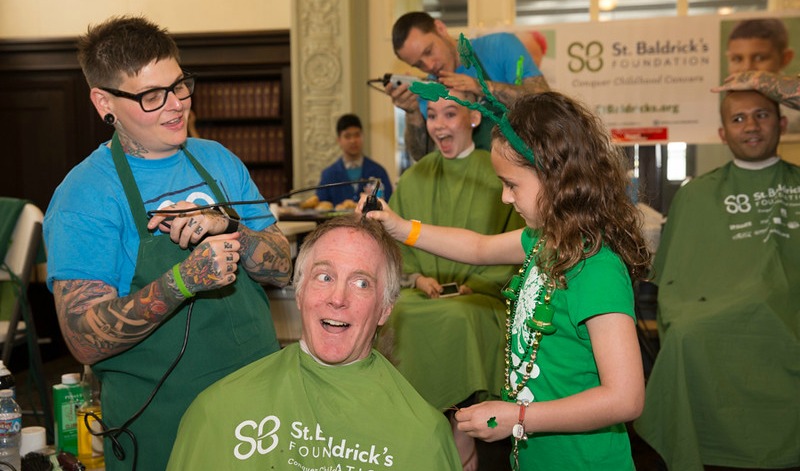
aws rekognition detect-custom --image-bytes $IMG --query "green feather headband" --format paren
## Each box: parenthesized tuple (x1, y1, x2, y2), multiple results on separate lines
(409, 33, 537, 166)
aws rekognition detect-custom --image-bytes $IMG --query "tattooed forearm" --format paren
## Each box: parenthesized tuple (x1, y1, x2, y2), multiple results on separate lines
(784, 96, 800, 111)
(489, 75, 550, 107)
(776, 75, 800, 111)
(53, 276, 185, 364)
(405, 120, 433, 162)
(238, 224, 292, 286)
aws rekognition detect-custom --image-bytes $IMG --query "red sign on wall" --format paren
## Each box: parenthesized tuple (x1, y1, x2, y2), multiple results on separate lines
(610, 127, 668, 142)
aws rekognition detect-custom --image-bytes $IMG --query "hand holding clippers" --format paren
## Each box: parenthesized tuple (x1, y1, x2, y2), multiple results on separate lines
(367, 74, 429, 94)
(382, 73, 423, 88)
(149, 205, 240, 236)
(362, 179, 382, 217)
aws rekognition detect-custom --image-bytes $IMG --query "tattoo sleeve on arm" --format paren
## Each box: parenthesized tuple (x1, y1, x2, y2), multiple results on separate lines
(783, 96, 800, 111)
(405, 120, 433, 162)
(54, 276, 185, 365)
(237, 224, 292, 286)
(776, 75, 800, 111)
(489, 75, 550, 107)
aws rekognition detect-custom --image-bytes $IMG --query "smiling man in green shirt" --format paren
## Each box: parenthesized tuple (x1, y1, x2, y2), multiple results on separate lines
(168, 215, 462, 470)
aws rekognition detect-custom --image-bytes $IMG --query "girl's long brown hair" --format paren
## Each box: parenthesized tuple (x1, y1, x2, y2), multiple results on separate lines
(493, 92, 651, 285)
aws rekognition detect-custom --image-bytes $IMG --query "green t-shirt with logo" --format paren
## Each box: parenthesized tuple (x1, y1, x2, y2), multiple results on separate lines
(510, 228, 636, 470)
(167, 342, 461, 470)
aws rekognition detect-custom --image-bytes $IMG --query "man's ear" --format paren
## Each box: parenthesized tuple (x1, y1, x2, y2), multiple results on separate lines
(377, 303, 393, 327)
(434, 19, 448, 38)
(718, 126, 728, 145)
(779, 115, 788, 135)
(781, 48, 795, 69)
(89, 88, 112, 120)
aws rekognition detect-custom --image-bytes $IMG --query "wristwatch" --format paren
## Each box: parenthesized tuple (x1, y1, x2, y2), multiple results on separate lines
(512, 400, 529, 440)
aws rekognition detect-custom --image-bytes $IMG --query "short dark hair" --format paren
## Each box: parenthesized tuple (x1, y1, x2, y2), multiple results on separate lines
(336, 113, 362, 135)
(728, 18, 789, 53)
(77, 15, 181, 88)
(392, 11, 437, 53)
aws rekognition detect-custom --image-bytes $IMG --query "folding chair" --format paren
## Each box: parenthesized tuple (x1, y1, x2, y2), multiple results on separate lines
(0, 198, 54, 442)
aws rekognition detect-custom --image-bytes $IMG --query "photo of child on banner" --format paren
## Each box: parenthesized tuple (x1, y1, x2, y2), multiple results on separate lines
(721, 16, 800, 136)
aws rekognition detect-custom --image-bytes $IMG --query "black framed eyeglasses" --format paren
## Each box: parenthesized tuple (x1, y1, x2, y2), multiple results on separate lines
(100, 73, 196, 112)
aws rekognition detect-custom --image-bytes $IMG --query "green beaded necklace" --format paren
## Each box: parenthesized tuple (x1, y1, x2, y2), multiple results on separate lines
(501, 237, 557, 402)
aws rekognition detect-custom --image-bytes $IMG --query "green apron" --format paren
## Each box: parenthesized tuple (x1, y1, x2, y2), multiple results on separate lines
(95, 133, 279, 471)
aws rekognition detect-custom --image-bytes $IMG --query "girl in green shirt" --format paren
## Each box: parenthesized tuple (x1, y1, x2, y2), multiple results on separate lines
(361, 91, 651, 470)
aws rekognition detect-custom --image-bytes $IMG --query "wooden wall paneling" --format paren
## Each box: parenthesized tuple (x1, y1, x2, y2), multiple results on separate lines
(0, 72, 105, 211)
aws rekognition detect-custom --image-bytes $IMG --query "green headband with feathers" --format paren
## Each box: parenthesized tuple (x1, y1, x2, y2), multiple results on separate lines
(409, 33, 536, 166)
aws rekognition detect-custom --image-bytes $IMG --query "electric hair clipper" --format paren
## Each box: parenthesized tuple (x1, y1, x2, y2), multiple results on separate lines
(362, 179, 382, 217)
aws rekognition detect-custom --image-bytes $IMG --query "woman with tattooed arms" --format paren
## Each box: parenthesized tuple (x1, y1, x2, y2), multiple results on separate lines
(43, 15, 291, 471)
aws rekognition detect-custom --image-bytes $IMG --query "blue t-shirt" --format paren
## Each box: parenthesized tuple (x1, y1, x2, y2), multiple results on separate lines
(44, 138, 276, 296)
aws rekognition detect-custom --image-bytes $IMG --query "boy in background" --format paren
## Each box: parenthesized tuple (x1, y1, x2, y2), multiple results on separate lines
(306, 114, 393, 211)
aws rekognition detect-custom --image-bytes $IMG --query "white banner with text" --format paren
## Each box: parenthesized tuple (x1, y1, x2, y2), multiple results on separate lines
(472, 11, 800, 144)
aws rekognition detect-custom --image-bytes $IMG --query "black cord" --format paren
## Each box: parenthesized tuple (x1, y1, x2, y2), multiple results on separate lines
(83, 299, 195, 471)
(146, 178, 379, 218)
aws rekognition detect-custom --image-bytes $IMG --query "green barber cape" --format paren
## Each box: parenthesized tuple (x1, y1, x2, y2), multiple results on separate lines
(167, 343, 462, 470)
(635, 160, 800, 470)
(380, 149, 524, 410)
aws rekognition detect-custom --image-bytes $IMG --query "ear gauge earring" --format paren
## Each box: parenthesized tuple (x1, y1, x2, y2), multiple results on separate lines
(103, 113, 116, 125)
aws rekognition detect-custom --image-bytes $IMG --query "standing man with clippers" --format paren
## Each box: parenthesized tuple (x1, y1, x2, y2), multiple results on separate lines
(386, 11, 550, 161)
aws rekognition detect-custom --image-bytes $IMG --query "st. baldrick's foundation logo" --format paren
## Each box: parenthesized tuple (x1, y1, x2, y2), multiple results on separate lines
(233, 416, 396, 467)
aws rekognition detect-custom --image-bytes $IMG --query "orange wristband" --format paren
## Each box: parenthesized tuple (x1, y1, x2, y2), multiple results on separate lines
(404, 220, 421, 246)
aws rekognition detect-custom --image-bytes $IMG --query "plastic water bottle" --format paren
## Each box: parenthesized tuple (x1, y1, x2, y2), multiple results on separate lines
(0, 389, 21, 471)
(0, 362, 15, 399)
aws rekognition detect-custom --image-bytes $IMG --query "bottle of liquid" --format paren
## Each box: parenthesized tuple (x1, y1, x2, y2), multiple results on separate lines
(0, 361, 15, 399)
(0, 389, 21, 471)
(53, 373, 83, 455)
(76, 365, 103, 469)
